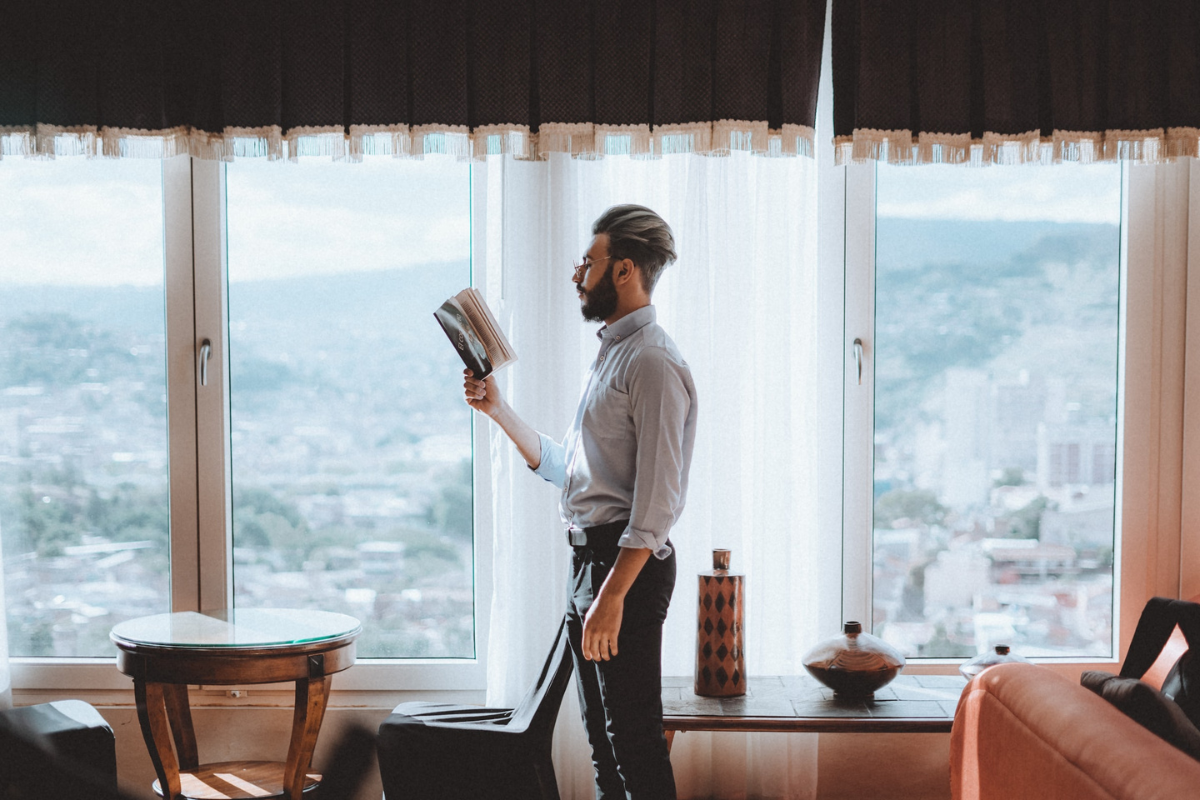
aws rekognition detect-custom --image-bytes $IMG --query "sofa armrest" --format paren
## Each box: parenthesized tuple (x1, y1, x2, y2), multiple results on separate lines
(951, 663, 1200, 800)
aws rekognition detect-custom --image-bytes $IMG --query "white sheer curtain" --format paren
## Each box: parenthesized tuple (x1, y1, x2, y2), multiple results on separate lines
(482, 151, 835, 800)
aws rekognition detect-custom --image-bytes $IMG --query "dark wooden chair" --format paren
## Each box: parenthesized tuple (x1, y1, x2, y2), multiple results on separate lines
(0, 700, 119, 799)
(377, 618, 574, 800)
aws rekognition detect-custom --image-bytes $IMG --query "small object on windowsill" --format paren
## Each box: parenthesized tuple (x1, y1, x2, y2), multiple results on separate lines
(695, 549, 746, 697)
(959, 644, 1030, 681)
(802, 621, 906, 699)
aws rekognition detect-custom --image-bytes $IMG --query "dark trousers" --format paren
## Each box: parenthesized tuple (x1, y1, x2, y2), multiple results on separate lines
(566, 527, 677, 800)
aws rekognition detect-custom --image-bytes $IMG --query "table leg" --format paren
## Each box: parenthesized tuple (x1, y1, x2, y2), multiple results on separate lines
(134, 679, 183, 800)
(665, 730, 676, 753)
(163, 683, 199, 770)
(283, 675, 331, 800)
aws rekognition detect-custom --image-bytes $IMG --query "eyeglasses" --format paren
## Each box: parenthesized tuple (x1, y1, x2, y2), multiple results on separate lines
(572, 256, 612, 280)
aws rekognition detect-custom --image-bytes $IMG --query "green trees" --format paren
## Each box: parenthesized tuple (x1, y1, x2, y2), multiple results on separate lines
(874, 488, 947, 528)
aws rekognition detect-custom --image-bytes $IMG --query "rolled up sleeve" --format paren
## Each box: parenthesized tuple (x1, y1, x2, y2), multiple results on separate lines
(530, 431, 567, 489)
(620, 347, 694, 559)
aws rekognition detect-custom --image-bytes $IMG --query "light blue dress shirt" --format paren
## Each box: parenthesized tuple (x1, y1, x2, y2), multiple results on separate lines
(533, 305, 697, 559)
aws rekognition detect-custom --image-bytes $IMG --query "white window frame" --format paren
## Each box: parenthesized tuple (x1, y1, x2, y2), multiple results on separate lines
(11, 156, 492, 698)
(7, 120, 1199, 698)
(835, 157, 1200, 678)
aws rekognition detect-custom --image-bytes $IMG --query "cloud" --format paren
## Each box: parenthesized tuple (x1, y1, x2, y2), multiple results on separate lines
(226, 156, 470, 281)
(0, 158, 163, 286)
(0, 155, 471, 287)
(876, 163, 1122, 224)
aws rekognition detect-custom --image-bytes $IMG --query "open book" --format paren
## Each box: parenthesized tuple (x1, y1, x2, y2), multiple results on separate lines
(433, 288, 517, 380)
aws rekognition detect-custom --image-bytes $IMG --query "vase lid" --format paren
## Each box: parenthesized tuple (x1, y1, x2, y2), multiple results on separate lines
(713, 549, 731, 571)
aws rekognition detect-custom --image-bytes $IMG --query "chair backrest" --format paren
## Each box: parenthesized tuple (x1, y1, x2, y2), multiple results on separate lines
(1122, 596, 1200, 688)
(506, 618, 574, 737)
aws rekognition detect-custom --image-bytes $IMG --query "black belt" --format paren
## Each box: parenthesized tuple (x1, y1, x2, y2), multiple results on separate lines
(568, 519, 629, 548)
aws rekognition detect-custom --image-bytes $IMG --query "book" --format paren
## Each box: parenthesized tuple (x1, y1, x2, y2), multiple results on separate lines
(433, 287, 517, 380)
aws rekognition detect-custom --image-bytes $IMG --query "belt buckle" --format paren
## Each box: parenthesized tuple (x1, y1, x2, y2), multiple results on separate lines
(567, 525, 587, 547)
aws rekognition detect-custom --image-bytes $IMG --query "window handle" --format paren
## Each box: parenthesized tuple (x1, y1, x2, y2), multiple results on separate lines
(853, 338, 864, 386)
(198, 338, 212, 387)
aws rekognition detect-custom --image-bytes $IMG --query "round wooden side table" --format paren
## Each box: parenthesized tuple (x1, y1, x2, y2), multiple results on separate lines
(111, 609, 361, 800)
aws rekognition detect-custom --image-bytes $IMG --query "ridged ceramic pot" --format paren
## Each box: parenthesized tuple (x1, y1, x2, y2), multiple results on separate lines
(694, 549, 746, 697)
(802, 621, 906, 698)
(960, 644, 1030, 680)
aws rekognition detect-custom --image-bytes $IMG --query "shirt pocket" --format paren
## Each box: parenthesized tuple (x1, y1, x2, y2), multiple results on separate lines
(583, 384, 632, 441)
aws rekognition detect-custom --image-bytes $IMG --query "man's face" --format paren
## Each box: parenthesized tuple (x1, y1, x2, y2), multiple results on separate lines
(575, 235, 620, 323)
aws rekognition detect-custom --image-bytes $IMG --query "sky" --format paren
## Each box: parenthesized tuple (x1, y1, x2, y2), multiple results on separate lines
(877, 162, 1122, 224)
(0, 155, 471, 287)
(0, 155, 1121, 287)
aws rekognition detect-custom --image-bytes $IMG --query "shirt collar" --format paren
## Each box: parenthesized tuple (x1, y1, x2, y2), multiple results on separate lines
(597, 305, 656, 342)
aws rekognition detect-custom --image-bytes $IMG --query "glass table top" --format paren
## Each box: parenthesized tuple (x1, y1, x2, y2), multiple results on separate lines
(110, 609, 361, 649)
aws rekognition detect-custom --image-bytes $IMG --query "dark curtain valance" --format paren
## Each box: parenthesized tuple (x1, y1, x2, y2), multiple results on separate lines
(0, 0, 825, 161)
(832, 0, 1200, 165)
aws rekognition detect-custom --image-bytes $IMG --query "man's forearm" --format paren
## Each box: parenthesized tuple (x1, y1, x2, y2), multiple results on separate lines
(600, 546, 653, 601)
(489, 402, 543, 469)
(581, 545, 653, 661)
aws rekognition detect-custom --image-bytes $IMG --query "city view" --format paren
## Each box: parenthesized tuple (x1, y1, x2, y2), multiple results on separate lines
(1, 157, 1124, 663)
(871, 165, 1122, 658)
(0, 264, 477, 658)
(1, 157, 476, 659)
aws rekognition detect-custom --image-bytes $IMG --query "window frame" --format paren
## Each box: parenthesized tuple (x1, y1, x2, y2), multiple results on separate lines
(7, 155, 1199, 696)
(10, 156, 492, 695)
(835, 157, 1200, 678)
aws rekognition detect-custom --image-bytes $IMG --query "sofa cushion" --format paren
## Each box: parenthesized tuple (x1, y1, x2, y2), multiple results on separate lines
(1082, 670, 1200, 760)
(952, 663, 1200, 800)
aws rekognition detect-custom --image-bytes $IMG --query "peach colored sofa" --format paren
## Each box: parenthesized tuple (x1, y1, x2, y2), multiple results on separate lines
(950, 662, 1200, 800)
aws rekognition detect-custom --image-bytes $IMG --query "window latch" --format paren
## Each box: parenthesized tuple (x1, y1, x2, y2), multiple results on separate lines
(853, 338, 864, 386)
(198, 338, 212, 387)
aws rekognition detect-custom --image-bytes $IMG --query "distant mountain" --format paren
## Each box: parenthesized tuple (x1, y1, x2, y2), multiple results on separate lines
(876, 219, 1119, 271)
(2, 220, 1121, 341)
(228, 261, 469, 331)
(0, 261, 471, 339)
(0, 283, 165, 336)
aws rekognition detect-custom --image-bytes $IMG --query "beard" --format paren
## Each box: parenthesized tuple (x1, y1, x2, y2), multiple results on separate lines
(577, 263, 619, 322)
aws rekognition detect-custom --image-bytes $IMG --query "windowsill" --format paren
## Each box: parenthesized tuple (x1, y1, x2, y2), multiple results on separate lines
(9, 656, 487, 697)
(13, 656, 1121, 709)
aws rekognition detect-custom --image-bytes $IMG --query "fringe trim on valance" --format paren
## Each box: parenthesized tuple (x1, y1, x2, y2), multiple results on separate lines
(652, 122, 713, 155)
(470, 125, 536, 160)
(0, 120, 819, 162)
(834, 127, 1200, 166)
(595, 124, 654, 159)
(348, 125, 412, 160)
(536, 122, 599, 158)
(770, 124, 816, 158)
(711, 120, 770, 155)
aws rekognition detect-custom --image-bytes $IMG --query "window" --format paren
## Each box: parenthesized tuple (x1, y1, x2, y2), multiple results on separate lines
(224, 158, 475, 658)
(3, 155, 484, 687)
(2, 148, 1192, 692)
(837, 159, 1196, 668)
(0, 159, 171, 658)
(870, 164, 1122, 659)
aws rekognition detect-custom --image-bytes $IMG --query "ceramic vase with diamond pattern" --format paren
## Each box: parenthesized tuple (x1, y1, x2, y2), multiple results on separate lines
(695, 548, 746, 697)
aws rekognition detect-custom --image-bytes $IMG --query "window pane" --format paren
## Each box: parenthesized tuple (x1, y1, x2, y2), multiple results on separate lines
(0, 159, 170, 657)
(225, 157, 473, 658)
(873, 165, 1121, 659)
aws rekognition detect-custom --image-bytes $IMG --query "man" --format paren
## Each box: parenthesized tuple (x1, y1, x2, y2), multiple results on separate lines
(463, 204, 697, 799)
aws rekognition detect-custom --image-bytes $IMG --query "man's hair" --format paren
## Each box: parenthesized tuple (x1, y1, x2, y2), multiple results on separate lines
(592, 204, 677, 294)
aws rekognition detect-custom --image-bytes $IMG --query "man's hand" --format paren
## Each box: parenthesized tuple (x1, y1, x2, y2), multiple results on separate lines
(463, 369, 501, 418)
(582, 546, 653, 661)
(582, 591, 625, 661)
